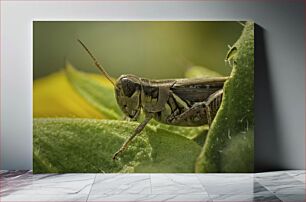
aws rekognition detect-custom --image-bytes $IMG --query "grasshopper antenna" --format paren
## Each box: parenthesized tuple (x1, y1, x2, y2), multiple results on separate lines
(77, 39, 115, 86)
(237, 21, 245, 27)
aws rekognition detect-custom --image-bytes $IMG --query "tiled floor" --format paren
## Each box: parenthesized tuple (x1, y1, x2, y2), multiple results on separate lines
(0, 170, 305, 202)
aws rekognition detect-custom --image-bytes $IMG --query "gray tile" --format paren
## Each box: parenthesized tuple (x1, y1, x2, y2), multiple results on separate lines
(255, 171, 290, 181)
(197, 174, 254, 195)
(256, 175, 305, 195)
(0, 194, 88, 202)
(286, 170, 306, 175)
(1, 173, 96, 196)
(88, 194, 142, 202)
(276, 194, 305, 202)
(0, 170, 30, 178)
(0, 170, 8, 175)
(255, 170, 292, 177)
(1, 172, 48, 196)
(254, 180, 283, 198)
(253, 193, 282, 201)
(151, 174, 207, 195)
(255, 170, 304, 182)
(1, 170, 305, 202)
(269, 184, 305, 195)
(210, 194, 254, 201)
(90, 174, 151, 195)
(88, 194, 211, 202)
(143, 194, 211, 202)
(254, 181, 270, 194)
(211, 194, 282, 202)
(253, 181, 283, 201)
(286, 170, 306, 183)
(255, 171, 306, 195)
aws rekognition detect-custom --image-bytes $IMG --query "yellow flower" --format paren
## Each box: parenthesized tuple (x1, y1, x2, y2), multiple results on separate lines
(33, 64, 113, 118)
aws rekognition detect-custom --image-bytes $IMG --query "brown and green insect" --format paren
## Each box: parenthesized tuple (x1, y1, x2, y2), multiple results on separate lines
(78, 40, 228, 160)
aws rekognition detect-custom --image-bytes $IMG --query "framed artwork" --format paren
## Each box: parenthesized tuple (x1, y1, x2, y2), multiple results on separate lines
(33, 21, 254, 173)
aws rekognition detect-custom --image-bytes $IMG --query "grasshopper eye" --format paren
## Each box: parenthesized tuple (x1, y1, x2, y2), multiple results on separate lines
(121, 78, 139, 97)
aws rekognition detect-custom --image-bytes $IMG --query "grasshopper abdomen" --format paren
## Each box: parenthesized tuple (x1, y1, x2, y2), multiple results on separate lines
(145, 77, 227, 127)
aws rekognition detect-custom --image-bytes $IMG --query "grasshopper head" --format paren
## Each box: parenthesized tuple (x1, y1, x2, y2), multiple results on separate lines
(115, 74, 142, 120)
(77, 40, 142, 120)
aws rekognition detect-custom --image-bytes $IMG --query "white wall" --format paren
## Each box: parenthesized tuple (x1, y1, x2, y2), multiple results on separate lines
(1, 0, 304, 170)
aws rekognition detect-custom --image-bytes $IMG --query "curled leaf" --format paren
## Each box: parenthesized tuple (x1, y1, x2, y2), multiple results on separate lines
(220, 129, 254, 172)
(196, 21, 254, 173)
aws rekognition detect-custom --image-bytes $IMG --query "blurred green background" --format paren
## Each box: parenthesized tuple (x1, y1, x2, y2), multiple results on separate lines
(33, 21, 242, 80)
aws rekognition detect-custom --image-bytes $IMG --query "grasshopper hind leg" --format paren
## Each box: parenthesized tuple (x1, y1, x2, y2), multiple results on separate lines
(205, 89, 223, 127)
(169, 89, 223, 127)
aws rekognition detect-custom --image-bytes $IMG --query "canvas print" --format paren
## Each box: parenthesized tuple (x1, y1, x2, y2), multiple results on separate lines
(33, 21, 254, 173)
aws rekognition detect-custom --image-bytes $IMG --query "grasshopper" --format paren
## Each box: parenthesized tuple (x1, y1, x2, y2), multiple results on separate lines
(78, 40, 228, 160)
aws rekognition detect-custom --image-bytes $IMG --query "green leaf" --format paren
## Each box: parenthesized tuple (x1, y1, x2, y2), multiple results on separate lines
(220, 129, 254, 172)
(185, 66, 224, 78)
(33, 118, 202, 173)
(196, 22, 254, 172)
(65, 63, 122, 119)
(150, 119, 208, 140)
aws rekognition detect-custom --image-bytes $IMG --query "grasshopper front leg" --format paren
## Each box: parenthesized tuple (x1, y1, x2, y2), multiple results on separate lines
(112, 113, 153, 160)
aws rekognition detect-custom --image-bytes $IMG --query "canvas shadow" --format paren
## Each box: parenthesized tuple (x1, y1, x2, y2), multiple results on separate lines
(254, 24, 285, 172)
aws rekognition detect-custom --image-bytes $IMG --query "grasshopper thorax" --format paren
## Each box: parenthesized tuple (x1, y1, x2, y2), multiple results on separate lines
(115, 74, 142, 120)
